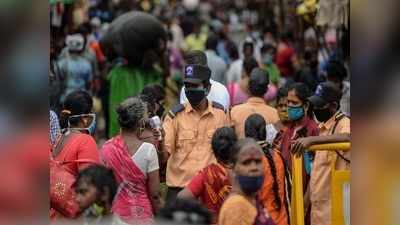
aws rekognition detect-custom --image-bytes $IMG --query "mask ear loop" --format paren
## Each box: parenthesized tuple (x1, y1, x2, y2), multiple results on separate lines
(137, 119, 146, 137)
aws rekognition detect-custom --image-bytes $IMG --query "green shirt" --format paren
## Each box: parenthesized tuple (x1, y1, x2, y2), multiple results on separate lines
(262, 63, 281, 85)
(108, 65, 162, 137)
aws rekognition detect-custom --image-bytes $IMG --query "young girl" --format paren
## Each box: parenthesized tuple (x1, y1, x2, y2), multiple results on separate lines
(177, 127, 238, 223)
(74, 164, 127, 225)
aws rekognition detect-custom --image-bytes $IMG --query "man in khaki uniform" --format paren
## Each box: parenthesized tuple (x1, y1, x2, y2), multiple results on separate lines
(230, 68, 280, 138)
(162, 63, 229, 205)
(306, 81, 350, 225)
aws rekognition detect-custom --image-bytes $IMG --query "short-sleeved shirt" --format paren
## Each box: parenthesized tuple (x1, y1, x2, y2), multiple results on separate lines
(230, 97, 280, 138)
(162, 101, 230, 187)
(132, 142, 159, 176)
(180, 79, 231, 110)
(310, 112, 350, 225)
(54, 133, 100, 176)
(218, 194, 258, 225)
(187, 163, 231, 223)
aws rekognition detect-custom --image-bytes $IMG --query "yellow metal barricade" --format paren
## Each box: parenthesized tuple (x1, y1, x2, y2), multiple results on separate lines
(291, 142, 350, 225)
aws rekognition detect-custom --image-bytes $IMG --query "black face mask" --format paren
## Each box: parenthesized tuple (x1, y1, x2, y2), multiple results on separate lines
(314, 107, 333, 122)
(185, 88, 207, 106)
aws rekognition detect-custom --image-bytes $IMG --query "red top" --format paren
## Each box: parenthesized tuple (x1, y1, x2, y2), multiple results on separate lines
(54, 133, 100, 176)
(280, 116, 319, 171)
(276, 43, 295, 77)
(188, 163, 232, 224)
(50, 133, 100, 220)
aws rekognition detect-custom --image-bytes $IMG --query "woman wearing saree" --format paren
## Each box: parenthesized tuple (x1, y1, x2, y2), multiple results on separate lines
(177, 127, 237, 224)
(101, 96, 161, 225)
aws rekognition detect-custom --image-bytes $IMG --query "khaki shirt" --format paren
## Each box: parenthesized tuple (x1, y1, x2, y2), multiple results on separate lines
(310, 112, 350, 225)
(162, 101, 230, 187)
(230, 97, 280, 138)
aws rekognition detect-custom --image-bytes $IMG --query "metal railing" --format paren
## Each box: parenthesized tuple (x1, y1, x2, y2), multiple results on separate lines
(290, 142, 351, 225)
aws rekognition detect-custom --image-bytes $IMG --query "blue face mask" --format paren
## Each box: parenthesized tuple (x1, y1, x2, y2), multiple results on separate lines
(287, 106, 305, 121)
(236, 175, 264, 195)
(262, 54, 273, 65)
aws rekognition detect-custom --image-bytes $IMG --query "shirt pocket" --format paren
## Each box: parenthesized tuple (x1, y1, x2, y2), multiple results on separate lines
(206, 129, 216, 143)
(177, 129, 196, 154)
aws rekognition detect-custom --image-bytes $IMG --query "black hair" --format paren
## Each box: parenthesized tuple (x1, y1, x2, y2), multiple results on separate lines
(280, 30, 294, 43)
(276, 87, 289, 104)
(185, 50, 207, 66)
(139, 94, 156, 117)
(244, 114, 281, 210)
(242, 57, 259, 76)
(326, 60, 347, 81)
(248, 68, 269, 97)
(75, 165, 118, 205)
(261, 43, 276, 54)
(244, 114, 266, 141)
(242, 41, 254, 54)
(141, 84, 166, 103)
(211, 127, 238, 165)
(226, 40, 239, 60)
(167, 30, 173, 41)
(205, 33, 219, 51)
(60, 90, 93, 129)
(288, 82, 313, 118)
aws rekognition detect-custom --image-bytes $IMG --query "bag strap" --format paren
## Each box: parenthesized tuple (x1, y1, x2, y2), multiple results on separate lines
(331, 112, 351, 164)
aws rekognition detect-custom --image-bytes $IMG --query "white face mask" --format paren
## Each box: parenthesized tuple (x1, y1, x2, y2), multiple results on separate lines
(67, 113, 97, 135)
(265, 123, 278, 144)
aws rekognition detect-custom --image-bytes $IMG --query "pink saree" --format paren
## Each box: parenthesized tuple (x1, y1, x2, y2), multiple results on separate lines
(101, 135, 153, 225)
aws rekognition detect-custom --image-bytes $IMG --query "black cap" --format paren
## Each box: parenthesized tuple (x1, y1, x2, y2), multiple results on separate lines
(308, 81, 342, 108)
(183, 64, 211, 84)
(185, 50, 207, 66)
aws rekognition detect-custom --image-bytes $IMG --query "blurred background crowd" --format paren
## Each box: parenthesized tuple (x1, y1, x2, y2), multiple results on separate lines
(49, 0, 351, 225)
(50, 0, 350, 141)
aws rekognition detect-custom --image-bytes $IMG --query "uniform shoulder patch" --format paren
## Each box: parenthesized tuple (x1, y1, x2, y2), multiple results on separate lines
(168, 104, 185, 118)
(211, 101, 226, 113)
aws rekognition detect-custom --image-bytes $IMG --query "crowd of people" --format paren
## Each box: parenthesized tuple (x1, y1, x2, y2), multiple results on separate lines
(49, 1, 350, 225)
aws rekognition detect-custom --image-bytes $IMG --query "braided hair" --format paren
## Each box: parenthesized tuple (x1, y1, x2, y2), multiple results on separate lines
(244, 113, 281, 210)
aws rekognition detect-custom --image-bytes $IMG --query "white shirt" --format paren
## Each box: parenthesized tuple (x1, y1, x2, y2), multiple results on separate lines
(226, 59, 243, 84)
(131, 142, 159, 176)
(205, 50, 228, 86)
(180, 79, 230, 110)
